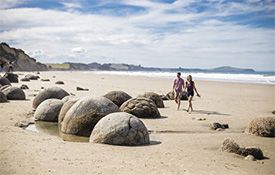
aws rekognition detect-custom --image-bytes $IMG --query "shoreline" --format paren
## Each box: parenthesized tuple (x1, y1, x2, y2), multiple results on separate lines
(11, 70, 275, 85)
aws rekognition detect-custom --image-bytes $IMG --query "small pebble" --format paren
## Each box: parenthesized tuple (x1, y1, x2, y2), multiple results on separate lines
(245, 155, 256, 161)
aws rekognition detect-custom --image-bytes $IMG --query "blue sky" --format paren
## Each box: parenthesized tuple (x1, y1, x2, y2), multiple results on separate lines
(0, 0, 274, 70)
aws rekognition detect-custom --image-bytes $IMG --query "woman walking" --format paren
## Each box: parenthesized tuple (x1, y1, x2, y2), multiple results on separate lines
(184, 75, 200, 113)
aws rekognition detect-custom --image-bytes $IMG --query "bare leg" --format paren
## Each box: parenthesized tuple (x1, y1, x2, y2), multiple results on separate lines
(174, 92, 178, 104)
(188, 96, 193, 113)
(177, 94, 181, 110)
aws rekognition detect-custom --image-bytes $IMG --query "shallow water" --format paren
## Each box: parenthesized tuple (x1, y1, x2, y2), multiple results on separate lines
(25, 121, 89, 142)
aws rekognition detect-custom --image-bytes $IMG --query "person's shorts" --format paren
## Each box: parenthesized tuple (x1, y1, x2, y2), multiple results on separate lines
(175, 90, 183, 97)
(187, 91, 194, 97)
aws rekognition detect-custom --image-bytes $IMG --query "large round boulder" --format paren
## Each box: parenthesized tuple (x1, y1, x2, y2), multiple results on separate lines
(0, 77, 11, 86)
(103, 91, 132, 107)
(32, 87, 69, 109)
(2, 86, 26, 100)
(138, 92, 164, 108)
(90, 112, 150, 146)
(34, 99, 64, 122)
(245, 117, 275, 137)
(61, 97, 120, 137)
(58, 97, 80, 124)
(4, 73, 18, 83)
(0, 91, 7, 103)
(120, 97, 161, 118)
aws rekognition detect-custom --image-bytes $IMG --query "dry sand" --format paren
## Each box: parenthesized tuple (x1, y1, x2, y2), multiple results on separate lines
(0, 71, 274, 175)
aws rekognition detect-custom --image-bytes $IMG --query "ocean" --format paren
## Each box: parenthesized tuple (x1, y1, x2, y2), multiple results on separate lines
(91, 71, 275, 85)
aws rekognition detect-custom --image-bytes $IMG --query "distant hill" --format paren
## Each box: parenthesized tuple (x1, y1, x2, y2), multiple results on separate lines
(210, 66, 255, 73)
(47, 62, 256, 74)
(0, 43, 48, 71)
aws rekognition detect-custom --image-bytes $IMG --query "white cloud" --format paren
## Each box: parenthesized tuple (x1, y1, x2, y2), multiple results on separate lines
(0, 1, 274, 70)
(71, 47, 86, 54)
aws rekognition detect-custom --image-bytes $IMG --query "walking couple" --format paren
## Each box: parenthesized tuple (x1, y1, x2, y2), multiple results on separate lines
(173, 72, 200, 113)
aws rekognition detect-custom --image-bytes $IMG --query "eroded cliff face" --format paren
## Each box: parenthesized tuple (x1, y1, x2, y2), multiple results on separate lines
(0, 43, 48, 71)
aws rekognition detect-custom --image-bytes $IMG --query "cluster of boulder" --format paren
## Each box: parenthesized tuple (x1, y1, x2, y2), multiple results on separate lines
(0, 74, 26, 102)
(32, 87, 167, 146)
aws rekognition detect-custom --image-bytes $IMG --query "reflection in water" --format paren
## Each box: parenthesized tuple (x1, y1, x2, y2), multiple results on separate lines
(25, 121, 89, 142)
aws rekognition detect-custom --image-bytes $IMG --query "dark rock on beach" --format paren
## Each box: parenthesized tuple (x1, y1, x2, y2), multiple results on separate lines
(221, 138, 265, 160)
(20, 84, 29, 90)
(210, 122, 229, 130)
(4, 73, 18, 83)
(55, 81, 64, 85)
(76, 86, 89, 91)
(25, 74, 40, 80)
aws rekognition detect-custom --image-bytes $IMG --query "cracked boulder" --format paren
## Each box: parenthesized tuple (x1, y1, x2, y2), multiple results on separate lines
(32, 86, 69, 109)
(61, 97, 119, 137)
(90, 112, 150, 146)
(103, 91, 132, 107)
(138, 92, 164, 108)
(2, 86, 25, 100)
(58, 97, 80, 124)
(34, 99, 64, 122)
(120, 97, 161, 118)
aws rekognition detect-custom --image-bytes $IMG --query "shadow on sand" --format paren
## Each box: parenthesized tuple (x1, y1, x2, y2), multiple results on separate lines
(192, 110, 231, 116)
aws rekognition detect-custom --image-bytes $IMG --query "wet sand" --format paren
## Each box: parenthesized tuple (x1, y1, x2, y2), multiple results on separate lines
(0, 71, 274, 175)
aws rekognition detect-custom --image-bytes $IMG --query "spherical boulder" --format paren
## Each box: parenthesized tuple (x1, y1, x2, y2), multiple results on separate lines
(32, 87, 69, 109)
(0, 91, 7, 103)
(138, 92, 164, 108)
(103, 91, 132, 107)
(58, 97, 80, 124)
(245, 117, 275, 137)
(0, 77, 11, 86)
(34, 99, 64, 122)
(120, 97, 161, 118)
(61, 97, 120, 137)
(90, 112, 150, 146)
(4, 73, 18, 83)
(2, 86, 26, 100)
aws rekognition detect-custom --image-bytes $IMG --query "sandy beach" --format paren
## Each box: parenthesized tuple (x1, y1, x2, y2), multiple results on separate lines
(0, 71, 274, 175)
